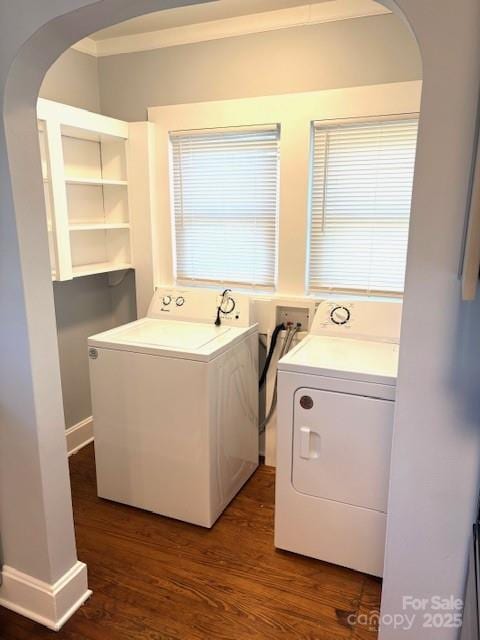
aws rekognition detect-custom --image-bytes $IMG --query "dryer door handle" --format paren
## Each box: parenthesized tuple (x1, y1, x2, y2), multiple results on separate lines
(299, 426, 320, 459)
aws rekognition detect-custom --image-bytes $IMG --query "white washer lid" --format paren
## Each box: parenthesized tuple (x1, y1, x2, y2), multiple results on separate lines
(278, 335, 399, 386)
(88, 318, 256, 361)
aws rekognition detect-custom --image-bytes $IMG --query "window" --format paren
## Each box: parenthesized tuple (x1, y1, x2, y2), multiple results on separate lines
(170, 125, 280, 289)
(308, 117, 419, 294)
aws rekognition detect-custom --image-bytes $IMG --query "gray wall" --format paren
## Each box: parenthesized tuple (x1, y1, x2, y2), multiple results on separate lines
(40, 47, 100, 111)
(98, 14, 421, 120)
(53, 275, 113, 427)
(39, 49, 137, 429)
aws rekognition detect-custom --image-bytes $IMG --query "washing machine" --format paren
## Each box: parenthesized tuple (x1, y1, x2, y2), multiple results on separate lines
(88, 288, 258, 528)
(274, 300, 401, 576)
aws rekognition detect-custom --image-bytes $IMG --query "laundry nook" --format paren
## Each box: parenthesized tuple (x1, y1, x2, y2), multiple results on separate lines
(2, 2, 480, 640)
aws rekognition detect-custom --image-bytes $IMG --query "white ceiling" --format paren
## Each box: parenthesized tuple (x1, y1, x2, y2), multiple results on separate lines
(91, 0, 339, 40)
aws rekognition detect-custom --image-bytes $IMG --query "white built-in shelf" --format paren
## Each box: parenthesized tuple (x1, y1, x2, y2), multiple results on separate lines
(37, 99, 129, 141)
(72, 262, 133, 278)
(37, 98, 134, 281)
(69, 222, 130, 231)
(65, 177, 128, 187)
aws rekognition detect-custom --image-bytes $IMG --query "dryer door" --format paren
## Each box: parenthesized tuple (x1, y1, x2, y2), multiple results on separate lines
(292, 388, 394, 512)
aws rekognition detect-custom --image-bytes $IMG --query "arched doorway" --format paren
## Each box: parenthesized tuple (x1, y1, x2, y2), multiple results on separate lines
(1, 2, 480, 638)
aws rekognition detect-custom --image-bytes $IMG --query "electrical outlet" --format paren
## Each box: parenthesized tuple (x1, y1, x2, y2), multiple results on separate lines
(276, 306, 310, 330)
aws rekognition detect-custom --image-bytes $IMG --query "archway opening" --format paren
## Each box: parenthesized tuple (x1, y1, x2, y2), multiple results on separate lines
(0, 2, 428, 636)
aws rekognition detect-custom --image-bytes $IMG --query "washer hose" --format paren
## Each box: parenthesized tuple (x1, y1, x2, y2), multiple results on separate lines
(260, 326, 299, 434)
(259, 323, 285, 390)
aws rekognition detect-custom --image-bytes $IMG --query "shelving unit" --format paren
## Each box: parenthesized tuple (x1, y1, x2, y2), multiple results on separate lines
(71, 262, 133, 278)
(65, 177, 128, 186)
(37, 98, 134, 281)
(69, 222, 130, 231)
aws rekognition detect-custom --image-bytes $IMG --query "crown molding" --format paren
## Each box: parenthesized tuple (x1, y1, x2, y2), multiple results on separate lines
(72, 37, 98, 57)
(72, 1, 390, 58)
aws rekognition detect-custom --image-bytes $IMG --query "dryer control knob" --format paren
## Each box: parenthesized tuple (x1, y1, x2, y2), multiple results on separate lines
(330, 306, 350, 325)
(176, 296, 185, 307)
(162, 295, 172, 306)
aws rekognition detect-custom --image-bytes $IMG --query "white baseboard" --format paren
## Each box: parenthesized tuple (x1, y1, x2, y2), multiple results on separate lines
(66, 416, 94, 456)
(0, 562, 92, 631)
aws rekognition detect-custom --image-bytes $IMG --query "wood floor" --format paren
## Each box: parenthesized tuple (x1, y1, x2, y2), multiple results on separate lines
(0, 445, 381, 639)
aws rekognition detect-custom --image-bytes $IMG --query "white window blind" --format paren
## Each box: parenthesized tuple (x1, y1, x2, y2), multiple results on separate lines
(308, 117, 419, 294)
(170, 125, 279, 289)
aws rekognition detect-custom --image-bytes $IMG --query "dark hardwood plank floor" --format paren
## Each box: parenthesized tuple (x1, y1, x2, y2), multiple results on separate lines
(0, 445, 381, 639)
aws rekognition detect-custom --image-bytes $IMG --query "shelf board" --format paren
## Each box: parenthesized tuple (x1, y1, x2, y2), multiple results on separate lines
(61, 125, 128, 143)
(69, 222, 130, 231)
(65, 177, 128, 187)
(72, 262, 133, 278)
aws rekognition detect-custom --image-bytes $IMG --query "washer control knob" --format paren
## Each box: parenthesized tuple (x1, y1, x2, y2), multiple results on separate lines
(330, 306, 350, 325)
(162, 295, 172, 306)
(176, 296, 185, 307)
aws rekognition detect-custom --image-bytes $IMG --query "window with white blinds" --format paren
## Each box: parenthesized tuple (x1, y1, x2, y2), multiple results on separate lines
(170, 125, 280, 289)
(308, 117, 419, 294)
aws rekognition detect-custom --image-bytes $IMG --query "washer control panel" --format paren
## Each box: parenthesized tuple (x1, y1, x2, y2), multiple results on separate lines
(147, 287, 253, 327)
(161, 294, 185, 307)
